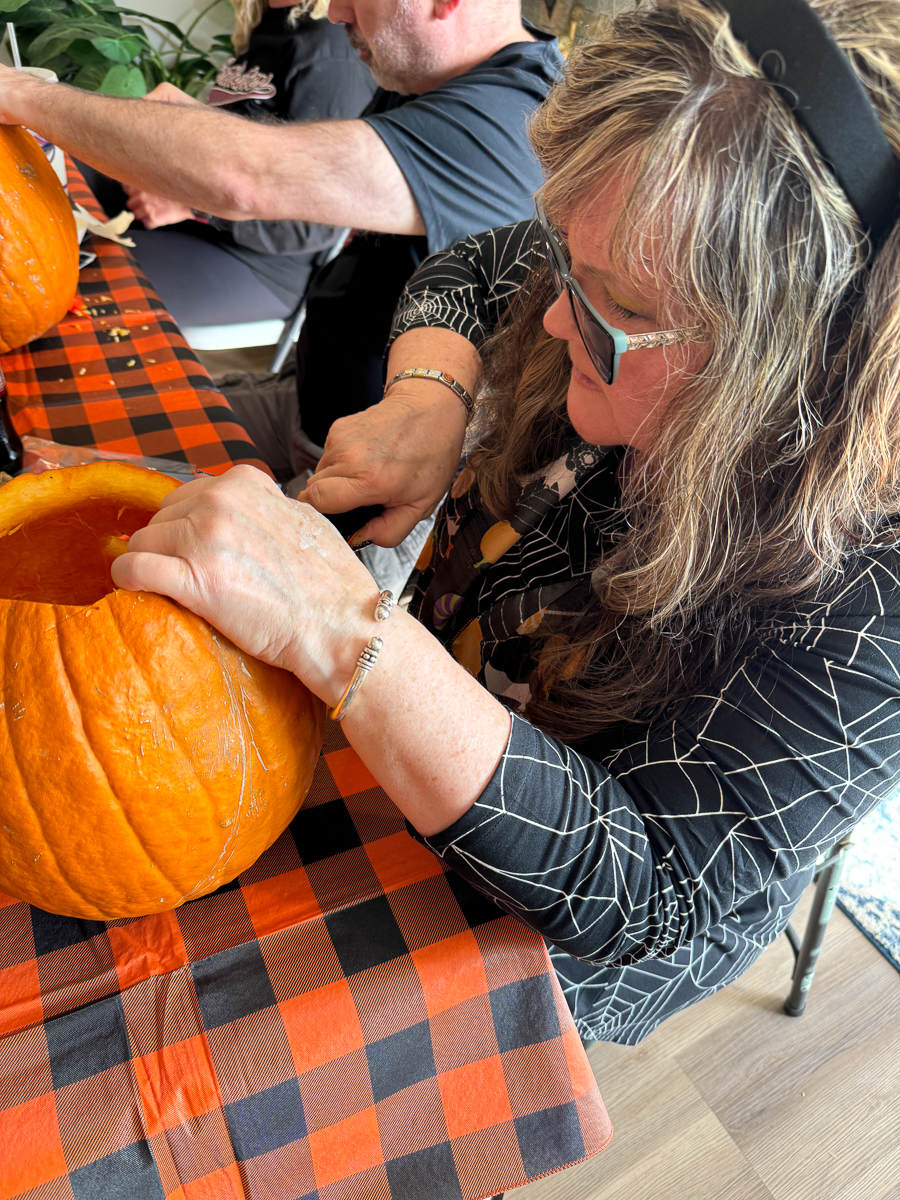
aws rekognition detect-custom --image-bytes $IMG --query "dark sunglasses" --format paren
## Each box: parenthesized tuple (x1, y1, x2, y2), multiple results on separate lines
(534, 197, 703, 385)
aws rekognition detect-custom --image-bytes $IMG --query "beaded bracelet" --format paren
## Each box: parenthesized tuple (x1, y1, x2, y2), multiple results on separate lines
(384, 368, 475, 421)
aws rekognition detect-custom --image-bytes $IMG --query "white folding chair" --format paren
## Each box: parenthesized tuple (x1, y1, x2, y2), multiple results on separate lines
(180, 229, 352, 373)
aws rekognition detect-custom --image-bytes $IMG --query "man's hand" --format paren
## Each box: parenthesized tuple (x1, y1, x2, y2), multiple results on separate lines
(0, 62, 45, 126)
(122, 184, 194, 229)
(298, 384, 469, 547)
(143, 81, 204, 108)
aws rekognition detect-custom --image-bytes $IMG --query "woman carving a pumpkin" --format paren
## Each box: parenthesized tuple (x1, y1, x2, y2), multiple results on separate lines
(112, 0, 900, 1044)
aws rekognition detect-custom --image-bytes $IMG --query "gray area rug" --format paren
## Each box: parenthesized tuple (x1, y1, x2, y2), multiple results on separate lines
(837, 790, 900, 972)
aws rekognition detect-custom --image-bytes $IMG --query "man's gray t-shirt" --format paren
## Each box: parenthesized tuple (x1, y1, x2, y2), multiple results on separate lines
(296, 27, 563, 446)
(364, 29, 563, 251)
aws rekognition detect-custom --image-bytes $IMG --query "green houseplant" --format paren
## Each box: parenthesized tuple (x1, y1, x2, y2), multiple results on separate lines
(0, 0, 233, 96)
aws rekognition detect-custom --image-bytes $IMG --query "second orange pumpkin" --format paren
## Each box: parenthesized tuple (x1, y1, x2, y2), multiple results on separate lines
(0, 125, 79, 354)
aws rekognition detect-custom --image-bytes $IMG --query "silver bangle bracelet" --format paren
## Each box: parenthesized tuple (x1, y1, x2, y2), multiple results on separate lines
(374, 589, 395, 621)
(330, 637, 383, 722)
(329, 591, 394, 722)
(384, 368, 475, 420)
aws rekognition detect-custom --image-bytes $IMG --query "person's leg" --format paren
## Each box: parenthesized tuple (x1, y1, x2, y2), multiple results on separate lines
(216, 365, 322, 482)
(129, 230, 297, 328)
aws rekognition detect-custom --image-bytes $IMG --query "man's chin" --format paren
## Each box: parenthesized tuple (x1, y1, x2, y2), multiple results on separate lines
(368, 63, 414, 95)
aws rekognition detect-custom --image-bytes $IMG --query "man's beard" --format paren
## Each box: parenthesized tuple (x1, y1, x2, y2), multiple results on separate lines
(343, 9, 440, 94)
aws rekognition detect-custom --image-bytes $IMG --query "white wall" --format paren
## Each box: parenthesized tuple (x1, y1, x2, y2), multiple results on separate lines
(123, 0, 234, 56)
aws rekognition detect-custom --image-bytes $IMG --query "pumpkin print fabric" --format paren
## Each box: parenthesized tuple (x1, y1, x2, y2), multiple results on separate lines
(410, 438, 624, 712)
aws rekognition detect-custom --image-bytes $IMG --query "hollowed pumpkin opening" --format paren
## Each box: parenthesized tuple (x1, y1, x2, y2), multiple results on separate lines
(0, 461, 179, 605)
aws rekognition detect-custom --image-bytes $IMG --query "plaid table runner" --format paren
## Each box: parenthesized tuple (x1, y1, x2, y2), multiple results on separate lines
(1, 165, 264, 476)
(0, 721, 612, 1200)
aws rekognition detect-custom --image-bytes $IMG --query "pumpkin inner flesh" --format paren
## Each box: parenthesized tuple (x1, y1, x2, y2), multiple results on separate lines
(0, 498, 156, 605)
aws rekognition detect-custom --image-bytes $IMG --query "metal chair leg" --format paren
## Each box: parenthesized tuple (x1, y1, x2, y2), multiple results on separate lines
(268, 300, 306, 373)
(268, 226, 353, 373)
(783, 837, 853, 1016)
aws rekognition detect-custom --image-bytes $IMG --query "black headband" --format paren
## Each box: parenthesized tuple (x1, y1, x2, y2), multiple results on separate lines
(700, 0, 900, 244)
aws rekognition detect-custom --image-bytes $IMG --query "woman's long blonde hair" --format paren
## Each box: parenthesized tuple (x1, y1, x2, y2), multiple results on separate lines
(231, 0, 329, 55)
(476, 0, 900, 741)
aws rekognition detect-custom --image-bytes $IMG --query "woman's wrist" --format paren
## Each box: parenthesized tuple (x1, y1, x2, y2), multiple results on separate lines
(378, 379, 469, 439)
(285, 577, 396, 709)
(337, 609, 513, 837)
(384, 368, 475, 422)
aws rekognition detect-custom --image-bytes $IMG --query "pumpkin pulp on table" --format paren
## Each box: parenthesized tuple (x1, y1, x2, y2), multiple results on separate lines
(0, 462, 324, 920)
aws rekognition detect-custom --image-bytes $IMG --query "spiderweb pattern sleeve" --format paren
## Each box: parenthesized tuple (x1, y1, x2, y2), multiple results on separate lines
(389, 220, 539, 350)
(411, 549, 900, 967)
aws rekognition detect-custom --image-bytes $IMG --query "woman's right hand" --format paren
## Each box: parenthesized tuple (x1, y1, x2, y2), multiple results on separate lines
(298, 325, 482, 545)
(298, 382, 468, 546)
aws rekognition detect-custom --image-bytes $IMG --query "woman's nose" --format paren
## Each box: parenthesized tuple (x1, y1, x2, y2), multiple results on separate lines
(543, 290, 576, 343)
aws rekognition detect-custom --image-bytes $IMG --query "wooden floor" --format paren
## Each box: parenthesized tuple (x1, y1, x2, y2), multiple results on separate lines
(511, 894, 900, 1200)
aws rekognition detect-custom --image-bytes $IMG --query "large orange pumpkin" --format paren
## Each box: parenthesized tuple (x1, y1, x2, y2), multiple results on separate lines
(0, 125, 79, 354)
(0, 461, 324, 920)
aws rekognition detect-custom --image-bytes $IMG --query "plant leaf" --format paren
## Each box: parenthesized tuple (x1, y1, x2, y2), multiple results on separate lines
(27, 17, 122, 62)
(116, 7, 184, 40)
(66, 36, 107, 65)
(0, 0, 33, 14)
(98, 60, 146, 94)
(71, 61, 107, 89)
(97, 61, 124, 91)
(26, 29, 77, 61)
(36, 50, 73, 76)
(176, 55, 213, 75)
(91, 32, 141, 62)
(123, 63, 146, 94)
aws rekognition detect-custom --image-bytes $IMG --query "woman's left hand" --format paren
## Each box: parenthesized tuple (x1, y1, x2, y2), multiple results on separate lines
(110, 465, 382, 703)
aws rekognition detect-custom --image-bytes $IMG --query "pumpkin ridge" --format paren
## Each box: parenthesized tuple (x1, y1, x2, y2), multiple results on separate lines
(51, 605, 188, 901)
(0, 605, 97, 914)
(103, 595, 234, 881)
(175, 630, 250, 903)
(16, 231, 53, 319)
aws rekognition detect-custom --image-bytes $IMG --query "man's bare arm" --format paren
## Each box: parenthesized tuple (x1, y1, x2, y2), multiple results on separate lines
(0, 67, 424, 235)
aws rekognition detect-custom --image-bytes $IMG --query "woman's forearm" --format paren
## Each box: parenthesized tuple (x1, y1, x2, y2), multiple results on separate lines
(332, 608, 512, 837)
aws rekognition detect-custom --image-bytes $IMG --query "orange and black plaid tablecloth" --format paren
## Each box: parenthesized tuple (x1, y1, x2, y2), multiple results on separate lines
(0, 722, 612, 1199)
(1, 167, 264, 476)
